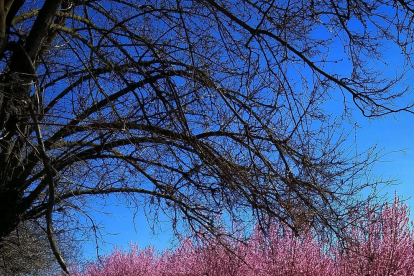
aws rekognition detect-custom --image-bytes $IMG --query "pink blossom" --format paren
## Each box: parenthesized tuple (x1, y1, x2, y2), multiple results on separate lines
(71, 197, 414, 276)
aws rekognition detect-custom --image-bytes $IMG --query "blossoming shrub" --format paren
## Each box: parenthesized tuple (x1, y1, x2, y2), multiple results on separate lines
(72, 198, 414, 276)
(335, 199, 414, 276)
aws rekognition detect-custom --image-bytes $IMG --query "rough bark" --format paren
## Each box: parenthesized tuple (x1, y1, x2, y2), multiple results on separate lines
(0, 0, 63, 249)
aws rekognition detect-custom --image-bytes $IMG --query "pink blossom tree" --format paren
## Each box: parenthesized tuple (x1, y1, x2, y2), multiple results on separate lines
(71, 197, 414, 276)
(335, 198, 414, 276)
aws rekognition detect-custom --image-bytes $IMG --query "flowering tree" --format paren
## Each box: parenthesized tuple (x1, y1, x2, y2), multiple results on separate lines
(336, 199, 414, 276)
(71, 197, 414, 276)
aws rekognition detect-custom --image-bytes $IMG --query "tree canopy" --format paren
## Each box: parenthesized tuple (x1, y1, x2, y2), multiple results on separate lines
(1, 0, 414, 273)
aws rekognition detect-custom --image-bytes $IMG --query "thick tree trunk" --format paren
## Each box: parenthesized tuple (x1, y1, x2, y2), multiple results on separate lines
(0, 0, 6, 57)
(0, 189, 24, 246)
(0, 0, 63, 246)
(0, 72, 30, 249)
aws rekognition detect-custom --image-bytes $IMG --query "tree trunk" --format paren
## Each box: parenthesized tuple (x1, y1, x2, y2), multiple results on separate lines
(0, 0, 63, 246)
(0, 189, 23, 246)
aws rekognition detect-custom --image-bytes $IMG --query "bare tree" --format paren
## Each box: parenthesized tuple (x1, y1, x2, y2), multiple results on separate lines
(1, 0, 414, 272)
(0, 220, 80, 276)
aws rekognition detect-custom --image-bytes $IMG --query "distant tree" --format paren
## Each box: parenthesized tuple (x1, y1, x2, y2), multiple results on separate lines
(1, 0, 414, 272)
(0, 222, 52, 276)
(0, 221, 80, 276)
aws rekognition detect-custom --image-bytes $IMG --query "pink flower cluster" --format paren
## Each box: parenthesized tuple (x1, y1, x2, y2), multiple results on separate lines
(72, 198, 414, 276)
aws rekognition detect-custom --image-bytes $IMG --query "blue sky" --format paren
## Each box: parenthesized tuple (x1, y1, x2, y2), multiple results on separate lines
(79, 3, 414, 261)
(80, 109, 414, 261)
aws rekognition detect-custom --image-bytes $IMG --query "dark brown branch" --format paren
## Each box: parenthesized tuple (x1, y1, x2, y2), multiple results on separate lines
(28, 104, 68, 274)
